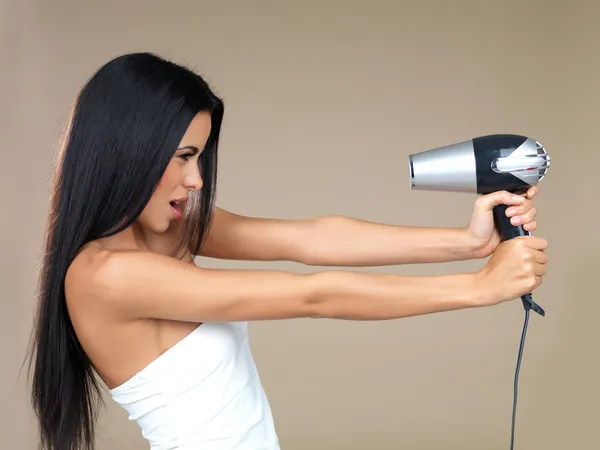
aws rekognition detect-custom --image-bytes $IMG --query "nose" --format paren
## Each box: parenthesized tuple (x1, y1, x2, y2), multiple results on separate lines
(184, 167, 204, 192)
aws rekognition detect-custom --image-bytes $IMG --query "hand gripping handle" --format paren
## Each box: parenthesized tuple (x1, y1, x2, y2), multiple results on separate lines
(492, 204, 545, 316)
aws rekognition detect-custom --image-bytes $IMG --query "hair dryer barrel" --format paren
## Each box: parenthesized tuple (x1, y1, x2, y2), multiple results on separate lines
(409, 140, 478, 192)
(409, 134, 550, 195)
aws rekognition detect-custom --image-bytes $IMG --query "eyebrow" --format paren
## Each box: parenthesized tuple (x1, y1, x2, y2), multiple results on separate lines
(176, 145, 200, 154)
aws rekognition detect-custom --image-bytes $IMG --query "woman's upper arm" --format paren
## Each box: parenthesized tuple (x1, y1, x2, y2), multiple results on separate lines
(94, 250, 317, 322)
(197, 208, 307, 262)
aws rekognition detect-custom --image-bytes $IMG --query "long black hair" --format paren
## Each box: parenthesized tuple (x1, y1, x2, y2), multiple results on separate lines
(26, 52, 224, 450)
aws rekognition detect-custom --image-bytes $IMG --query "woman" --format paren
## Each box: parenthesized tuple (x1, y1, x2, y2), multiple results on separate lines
(27, 52, 547, 450)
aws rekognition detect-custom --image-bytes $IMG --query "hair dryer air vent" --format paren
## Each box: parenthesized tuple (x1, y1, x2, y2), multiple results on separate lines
(534, 140, 551, 182)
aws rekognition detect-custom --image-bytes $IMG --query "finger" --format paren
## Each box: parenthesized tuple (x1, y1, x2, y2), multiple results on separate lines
(532, 250, 548, 265)
(534, 262, 547, 276)
(510, 207, 536, 226)
(516, 235, 548, 251)
(523, 220, 537, 232)
(526, 185, 539, 199)
(505, 198, 534, 217)
(527, 236, 548, 251)
(477, 190, 525, 211)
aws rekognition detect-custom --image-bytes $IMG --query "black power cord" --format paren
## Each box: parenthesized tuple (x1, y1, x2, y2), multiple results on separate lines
(491, 204, 545, 449)
(510, 300, 531, 450)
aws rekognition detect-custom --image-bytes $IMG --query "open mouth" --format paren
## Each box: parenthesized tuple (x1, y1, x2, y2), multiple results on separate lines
(169, 201, 183, 218)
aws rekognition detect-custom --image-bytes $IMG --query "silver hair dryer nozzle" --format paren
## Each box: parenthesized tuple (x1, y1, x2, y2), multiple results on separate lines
(409, 140, 478, 192)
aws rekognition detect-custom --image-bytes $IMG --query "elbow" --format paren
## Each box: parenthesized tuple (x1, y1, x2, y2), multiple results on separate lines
(296, 215, 346, 266)
(301, 271, 337, 319)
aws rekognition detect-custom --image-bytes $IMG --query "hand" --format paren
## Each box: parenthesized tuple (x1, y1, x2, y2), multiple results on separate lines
(473, 235, 549, 306)
(466, 185, 540, 258)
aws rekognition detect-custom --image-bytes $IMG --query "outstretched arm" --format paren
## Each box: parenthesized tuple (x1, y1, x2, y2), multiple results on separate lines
(197, 208, 481, 266)
(81, 231, 547, 324)
(198, 187, 538, 267)
(285, 216, 481, 266)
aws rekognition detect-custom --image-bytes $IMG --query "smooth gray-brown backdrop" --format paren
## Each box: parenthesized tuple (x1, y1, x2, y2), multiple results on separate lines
(3, 1, 598, 449)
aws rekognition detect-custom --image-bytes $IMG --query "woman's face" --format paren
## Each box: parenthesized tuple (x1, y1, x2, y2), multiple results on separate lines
(136, 111, 212, 234)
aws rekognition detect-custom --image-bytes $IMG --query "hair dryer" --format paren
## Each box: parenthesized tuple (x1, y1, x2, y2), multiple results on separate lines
(407, 134, 550, 450)
(408, 134, 550, 316)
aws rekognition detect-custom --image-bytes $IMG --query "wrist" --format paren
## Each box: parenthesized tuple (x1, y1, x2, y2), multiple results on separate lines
(458, 226, 489, 260)
(470, 269, 497, 307)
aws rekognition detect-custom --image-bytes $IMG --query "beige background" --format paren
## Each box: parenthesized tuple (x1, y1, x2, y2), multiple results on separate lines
(3, 0, 599, 449)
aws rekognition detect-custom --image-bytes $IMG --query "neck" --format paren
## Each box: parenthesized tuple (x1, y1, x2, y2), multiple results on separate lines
(95, 222, 181, 256)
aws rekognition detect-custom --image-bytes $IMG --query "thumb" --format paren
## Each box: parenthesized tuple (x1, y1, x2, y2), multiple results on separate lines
(475, 190, 525, 211)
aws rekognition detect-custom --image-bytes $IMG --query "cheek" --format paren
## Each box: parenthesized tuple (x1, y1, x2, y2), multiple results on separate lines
(150, 168, 178, 210)
(158, 165, 179, 188)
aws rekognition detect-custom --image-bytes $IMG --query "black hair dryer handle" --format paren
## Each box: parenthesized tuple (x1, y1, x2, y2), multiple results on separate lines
(492, 204, 545, 317)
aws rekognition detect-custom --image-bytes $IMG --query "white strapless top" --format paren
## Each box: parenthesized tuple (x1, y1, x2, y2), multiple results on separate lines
(109, 321, 280, 449)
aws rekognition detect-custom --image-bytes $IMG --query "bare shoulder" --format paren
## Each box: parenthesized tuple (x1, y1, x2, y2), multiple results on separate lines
(66, 242, 113, 302)
(65, 243, 203, 389)
(65, 243, 133, 322)
(66, 243, 178, 310)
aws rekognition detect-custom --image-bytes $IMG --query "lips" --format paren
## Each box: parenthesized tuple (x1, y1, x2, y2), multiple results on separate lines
(169, 196, 188, 219)
(169, 201, 183, 219)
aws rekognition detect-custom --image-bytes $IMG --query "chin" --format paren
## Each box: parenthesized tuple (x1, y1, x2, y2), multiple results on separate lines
(137, 213, 171, 235)
(153, 218, 172, 234)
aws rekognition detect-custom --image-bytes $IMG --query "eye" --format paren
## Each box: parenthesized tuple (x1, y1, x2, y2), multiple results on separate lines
(179, 153, 194, 161)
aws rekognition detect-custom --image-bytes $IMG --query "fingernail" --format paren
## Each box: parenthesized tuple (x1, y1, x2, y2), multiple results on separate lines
(512, 217, 521, 225)
(506, 208, 516, 216)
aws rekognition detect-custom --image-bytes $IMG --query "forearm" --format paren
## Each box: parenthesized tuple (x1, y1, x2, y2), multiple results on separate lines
(300, 215, 481, 267)
(309, 270, 480, 320)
